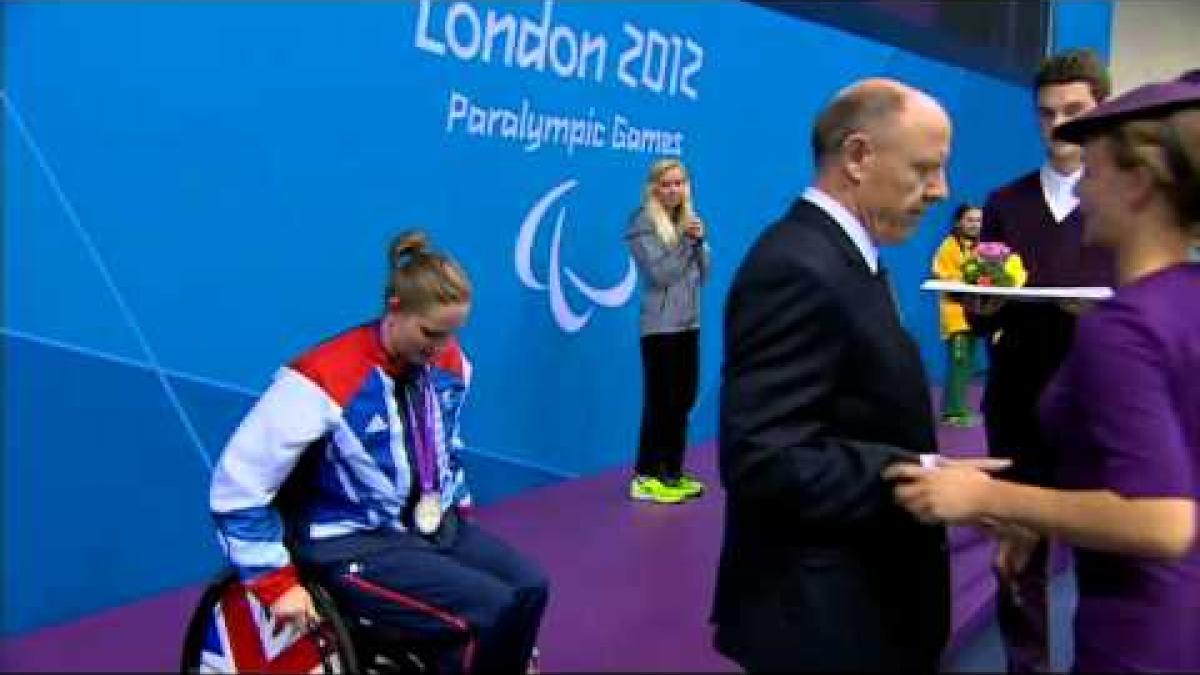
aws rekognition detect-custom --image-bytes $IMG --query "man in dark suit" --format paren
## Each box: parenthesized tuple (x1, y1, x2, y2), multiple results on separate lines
(971, 49, 1115, 673)
(712, 78, 962, 672)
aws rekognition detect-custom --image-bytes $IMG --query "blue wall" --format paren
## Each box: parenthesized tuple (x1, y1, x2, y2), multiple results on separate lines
(4, 0, 1066, 636)
(1052, 0, 1114, 62)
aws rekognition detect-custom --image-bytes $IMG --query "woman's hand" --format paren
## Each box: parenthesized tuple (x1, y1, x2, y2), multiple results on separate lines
(684, 217, 705, 241)
(270, 585, 320, 632)
(883, 462, 997, 525)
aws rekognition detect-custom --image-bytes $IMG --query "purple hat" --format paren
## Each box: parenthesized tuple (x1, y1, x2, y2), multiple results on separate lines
(1054, 68, 1200, 143)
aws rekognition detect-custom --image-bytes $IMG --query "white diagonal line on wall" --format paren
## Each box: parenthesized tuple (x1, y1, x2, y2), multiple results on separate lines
(0, 326, 260, 399)
(1, 326, 579, 480)
(2, 90, 213, 471)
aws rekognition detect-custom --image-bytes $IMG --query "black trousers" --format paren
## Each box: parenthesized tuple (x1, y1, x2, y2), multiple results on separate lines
(981, 304, 1076, 672)
(635, 329, 699, 480)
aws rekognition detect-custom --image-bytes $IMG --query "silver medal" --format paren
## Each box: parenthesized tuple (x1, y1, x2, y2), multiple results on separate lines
(414, 491, 442, 535)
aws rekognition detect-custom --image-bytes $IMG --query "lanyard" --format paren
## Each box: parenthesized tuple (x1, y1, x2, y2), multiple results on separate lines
(401, 367, 438, 493)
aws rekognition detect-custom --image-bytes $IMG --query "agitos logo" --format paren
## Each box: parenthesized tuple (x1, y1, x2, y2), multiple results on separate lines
(514, 179, 637, 333)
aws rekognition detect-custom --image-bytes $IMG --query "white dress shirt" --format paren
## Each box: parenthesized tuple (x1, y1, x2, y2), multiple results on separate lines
(1040, 163, 1082, 223)
(803, 186, 879, 274)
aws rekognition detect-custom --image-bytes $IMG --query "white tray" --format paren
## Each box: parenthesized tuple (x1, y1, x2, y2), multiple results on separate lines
(921, 279, 1114, 301)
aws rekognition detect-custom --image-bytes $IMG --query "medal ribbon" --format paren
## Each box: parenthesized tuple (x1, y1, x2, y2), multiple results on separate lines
(402, 367, 439, 495)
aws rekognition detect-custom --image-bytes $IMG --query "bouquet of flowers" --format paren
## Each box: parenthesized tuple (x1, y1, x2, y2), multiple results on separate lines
(962, 242, 1027, 287)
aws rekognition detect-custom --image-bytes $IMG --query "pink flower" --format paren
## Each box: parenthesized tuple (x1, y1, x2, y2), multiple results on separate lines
(975, 241, 1011, 262)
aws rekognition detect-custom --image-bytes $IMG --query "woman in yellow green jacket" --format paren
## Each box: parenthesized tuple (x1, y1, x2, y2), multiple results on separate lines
(931, 204, 983, 426)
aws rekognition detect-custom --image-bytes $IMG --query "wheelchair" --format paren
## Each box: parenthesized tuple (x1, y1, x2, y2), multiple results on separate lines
(186, 449, 453, 672)
(179, 567, 437, 673)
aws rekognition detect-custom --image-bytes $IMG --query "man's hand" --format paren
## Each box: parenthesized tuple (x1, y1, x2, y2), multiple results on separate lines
(1056, 298, 1095, 316)
(962, 295, 1006, 316)
(993, 524, 1040, 581)
(269, 585, 320, 632)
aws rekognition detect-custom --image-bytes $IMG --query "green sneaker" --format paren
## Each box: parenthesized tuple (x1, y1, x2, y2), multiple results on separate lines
(629, 476, 688, 504)
(941, 413, 965, 426)
(941, 413, 981, 428)
(668, 474, 706, 499)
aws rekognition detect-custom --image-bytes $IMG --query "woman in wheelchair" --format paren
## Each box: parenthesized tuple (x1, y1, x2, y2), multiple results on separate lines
(206, 230, 549, 673)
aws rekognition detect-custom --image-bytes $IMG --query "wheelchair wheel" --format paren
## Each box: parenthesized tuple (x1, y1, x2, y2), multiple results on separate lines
(179, 570, 359, 673)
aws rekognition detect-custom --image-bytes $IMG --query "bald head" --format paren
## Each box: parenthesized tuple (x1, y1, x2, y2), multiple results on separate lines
(811, 77, 953, 246)
(812, 78, 949, 168)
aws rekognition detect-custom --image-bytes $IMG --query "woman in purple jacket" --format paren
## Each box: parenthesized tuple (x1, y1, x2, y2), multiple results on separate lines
(885, 70, 1200, 672)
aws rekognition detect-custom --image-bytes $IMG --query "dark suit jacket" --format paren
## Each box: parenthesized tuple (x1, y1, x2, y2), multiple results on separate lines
(976, 171, 1115, 484)
(712, 198, 950, 672)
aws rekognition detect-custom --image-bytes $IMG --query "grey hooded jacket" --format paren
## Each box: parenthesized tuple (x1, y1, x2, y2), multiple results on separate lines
(625, 207, 711, 336)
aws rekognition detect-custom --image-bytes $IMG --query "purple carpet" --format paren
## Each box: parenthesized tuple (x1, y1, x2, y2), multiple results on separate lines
(1, 396, 1002, 672)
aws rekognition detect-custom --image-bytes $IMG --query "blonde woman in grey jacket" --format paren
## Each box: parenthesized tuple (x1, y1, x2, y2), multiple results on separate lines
(625, 158, 711, 504)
